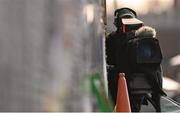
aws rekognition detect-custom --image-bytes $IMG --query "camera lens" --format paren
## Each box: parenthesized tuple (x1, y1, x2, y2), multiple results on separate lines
(138, 42, 154, 60)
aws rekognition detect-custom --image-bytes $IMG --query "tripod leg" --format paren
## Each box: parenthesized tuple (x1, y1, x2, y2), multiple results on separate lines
(130, 94, 143, 112)
(152, 93, 161, 112)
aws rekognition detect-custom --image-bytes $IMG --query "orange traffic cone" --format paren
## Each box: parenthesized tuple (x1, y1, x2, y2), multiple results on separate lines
(116, 73, 131, 112)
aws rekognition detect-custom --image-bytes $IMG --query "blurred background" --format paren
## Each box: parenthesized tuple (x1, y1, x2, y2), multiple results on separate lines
(0, 0, 105, 111)
(0, 0, 179, 111)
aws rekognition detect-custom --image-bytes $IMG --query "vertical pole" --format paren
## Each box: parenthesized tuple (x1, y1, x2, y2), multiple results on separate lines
(102, 0, 108, 96)
(103, 0, 107, 27)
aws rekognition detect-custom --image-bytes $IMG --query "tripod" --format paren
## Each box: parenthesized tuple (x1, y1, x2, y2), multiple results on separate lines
(126, 73, 161, 112)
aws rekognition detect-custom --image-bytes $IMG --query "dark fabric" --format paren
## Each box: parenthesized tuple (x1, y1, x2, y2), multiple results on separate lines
(105, 32, 128, 71)
(106, 32, 128, 105)
(107, 67, 119, 106)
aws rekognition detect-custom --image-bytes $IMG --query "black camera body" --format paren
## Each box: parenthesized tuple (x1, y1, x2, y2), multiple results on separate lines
(110, 8, 165, 111)
(126, 36, 162, 69)
(122, 26, 164, 112)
